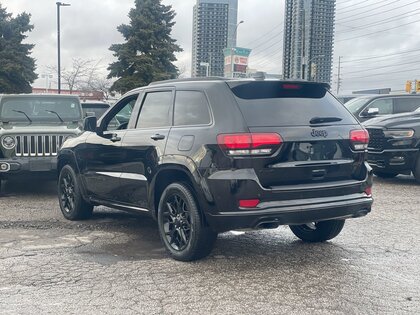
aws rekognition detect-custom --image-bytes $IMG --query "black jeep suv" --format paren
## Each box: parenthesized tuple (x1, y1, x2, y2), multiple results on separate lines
(364, 111, 420, 181)
(57, 78, 373, 261)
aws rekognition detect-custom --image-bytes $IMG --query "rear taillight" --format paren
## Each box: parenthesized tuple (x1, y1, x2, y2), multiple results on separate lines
(239, 199, 260, 208)
(350, 129, 369, 150)
(217, 133, 282, 156)
(364, 187, 372, 196)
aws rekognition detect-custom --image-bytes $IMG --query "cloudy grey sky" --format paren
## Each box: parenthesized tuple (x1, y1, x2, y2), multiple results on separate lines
(2, 0, 420, 93)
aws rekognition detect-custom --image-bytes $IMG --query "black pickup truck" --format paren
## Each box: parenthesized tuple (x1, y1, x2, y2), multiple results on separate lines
(363, 110, 420, 182)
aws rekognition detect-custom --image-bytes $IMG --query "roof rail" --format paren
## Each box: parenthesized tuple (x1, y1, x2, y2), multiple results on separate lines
(148, 76, 230, 86)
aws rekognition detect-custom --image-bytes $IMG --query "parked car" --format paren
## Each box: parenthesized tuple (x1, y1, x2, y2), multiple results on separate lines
(345, 94, 420, 122)
(81, 101, 110, 119)
(0, 94, 83, 190)
(57, 78, 373, 261)
(336, 94, 368, 104)
(364, 111, 420, 182)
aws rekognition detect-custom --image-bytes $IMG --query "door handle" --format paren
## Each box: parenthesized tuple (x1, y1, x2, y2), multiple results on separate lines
(151, 134, 165, 141)
(110, 134, 121, 142)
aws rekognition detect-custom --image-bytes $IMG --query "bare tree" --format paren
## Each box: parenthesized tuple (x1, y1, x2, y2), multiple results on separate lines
(47, 58, 96, 92)
(47, 58, 114, 99)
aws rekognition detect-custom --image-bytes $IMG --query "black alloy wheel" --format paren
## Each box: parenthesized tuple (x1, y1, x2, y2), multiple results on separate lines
(162, 193, 192, 251)
(158, 182, 217, 261)
(58, 165, 93, 220)
(60, 170, 75, 214)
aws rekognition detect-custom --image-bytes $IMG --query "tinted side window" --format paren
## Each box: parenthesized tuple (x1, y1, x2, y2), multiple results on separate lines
(366, 99, 393, 115)
(137, 91, 172, 128)
(174, 91, 211, 126)
(394, 98, 420, 114)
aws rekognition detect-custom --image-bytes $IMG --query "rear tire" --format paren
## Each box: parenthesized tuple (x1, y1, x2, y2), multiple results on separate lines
(373, 171, 398, 178)
(289, 220, 345, 242)
(414, 156, 420, 184)
(157, 182, 217, 261)
(58, 165, 93, 220)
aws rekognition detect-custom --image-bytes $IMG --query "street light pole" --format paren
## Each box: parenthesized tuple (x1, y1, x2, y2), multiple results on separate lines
(56, 2, 70, 94)
(231, 20, 244, 78)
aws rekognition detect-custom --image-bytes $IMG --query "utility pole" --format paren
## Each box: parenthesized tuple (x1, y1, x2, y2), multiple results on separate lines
(336, 56, 342, 95)
(56, 2, 70, 94)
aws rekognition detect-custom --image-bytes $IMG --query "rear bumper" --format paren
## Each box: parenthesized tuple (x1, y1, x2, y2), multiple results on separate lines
(207, 195, 372, 232)
(204, 163, 373, 232)
(367, 148, 418, 173)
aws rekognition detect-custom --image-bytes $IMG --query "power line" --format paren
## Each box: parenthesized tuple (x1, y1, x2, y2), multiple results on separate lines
(341, 47, 420, 63)
(342, 59, 420, 75)
(249, 30, 284, 55)
(337, 0, 395, 16)
(337, 8, 420, 34)
(336, 0, 418, 23)
(336, 0, 384, 11)
(241, 23, 283, 49)
(336, 17, 420, 42)
(344, 65, 420, 79)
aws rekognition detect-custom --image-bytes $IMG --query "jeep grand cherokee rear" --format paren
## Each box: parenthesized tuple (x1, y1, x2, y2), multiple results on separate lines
(203, 81, 373, 235)
(57, 79, 373, 261)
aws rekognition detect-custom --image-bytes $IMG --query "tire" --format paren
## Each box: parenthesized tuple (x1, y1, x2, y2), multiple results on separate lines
(414, 156, 420, 184)
(157, 182, 217, 261)
(289, 220, 345, 243)
(58, 165, 93, 220)
(373, 171, 398, 178)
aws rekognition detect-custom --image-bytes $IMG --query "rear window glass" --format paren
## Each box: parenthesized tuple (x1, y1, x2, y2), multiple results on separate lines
(228, 82, 357, 126)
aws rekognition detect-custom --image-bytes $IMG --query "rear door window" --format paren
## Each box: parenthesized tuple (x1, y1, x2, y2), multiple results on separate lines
(174, 91, 211, 126)
(136, 91, 172, 128)
(227, 81, 357, 126)
(365, 98, 393, 115)
(393, 98, 420, 114)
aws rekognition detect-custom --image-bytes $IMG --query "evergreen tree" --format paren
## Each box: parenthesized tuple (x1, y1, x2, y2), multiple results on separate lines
(0, 4, 37, 93)
(108, 0, 182, 93)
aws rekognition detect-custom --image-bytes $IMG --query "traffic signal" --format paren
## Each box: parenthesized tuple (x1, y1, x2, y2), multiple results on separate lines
(416, 80, 420, 92)
(406, 80, 412, 93)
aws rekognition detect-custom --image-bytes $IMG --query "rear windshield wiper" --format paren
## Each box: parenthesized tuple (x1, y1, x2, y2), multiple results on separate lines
(45, 110, 64, 123)
(310, 116, 342, 124)
(12, 110, 32, 123)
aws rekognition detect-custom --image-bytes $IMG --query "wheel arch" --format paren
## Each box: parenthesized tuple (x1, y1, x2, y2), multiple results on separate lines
(57, 149, 80, 174)
(149, 162, 213, 220)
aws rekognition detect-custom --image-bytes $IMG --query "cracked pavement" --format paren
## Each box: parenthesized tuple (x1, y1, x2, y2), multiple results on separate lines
(0, 176, 419, 314)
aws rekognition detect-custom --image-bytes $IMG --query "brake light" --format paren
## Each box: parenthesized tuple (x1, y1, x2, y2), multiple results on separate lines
(282, 84, 301, 90)
(239, 199, 260, 208)
(217, 133, 282, 156)
(350, 129, 369, 150)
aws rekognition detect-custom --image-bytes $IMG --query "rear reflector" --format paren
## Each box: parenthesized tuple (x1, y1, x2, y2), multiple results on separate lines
(364, 187, 372, 196)
(217, 133, 282, 156)
(350, 129, 369, 150)
(239, 199, 260, 208)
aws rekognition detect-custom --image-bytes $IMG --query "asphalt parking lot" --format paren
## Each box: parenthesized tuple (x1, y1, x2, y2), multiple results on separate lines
(0, 176, 419, 314)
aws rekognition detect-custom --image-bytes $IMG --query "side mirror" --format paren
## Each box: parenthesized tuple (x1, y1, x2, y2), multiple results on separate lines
(83, 116, 97, 132)
(362, 107, 379, 117)
(85, 111, 96, 118)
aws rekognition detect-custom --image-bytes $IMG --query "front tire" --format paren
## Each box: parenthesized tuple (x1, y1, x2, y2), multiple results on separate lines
(289, 220, 345, 242)
(157, 182, 217, 261)
(58, 165, 93, 220)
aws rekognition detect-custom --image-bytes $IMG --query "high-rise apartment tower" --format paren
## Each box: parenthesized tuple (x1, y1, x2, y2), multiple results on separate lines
(192, 0, 238, 77)
(283, 0, 336, 83)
